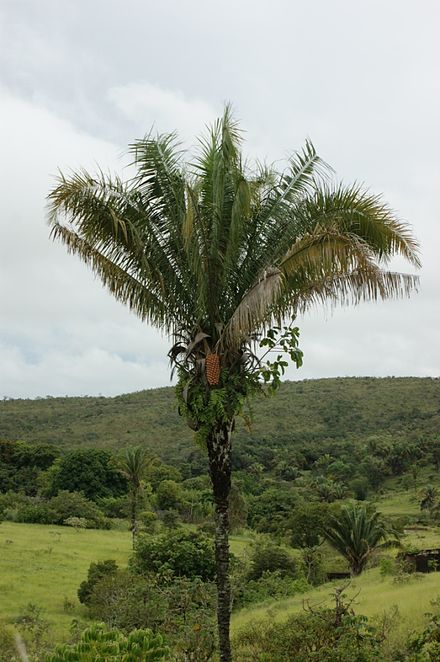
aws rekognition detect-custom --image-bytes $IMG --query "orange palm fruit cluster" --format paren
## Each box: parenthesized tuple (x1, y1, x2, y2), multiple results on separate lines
(206, 353, 220, 385)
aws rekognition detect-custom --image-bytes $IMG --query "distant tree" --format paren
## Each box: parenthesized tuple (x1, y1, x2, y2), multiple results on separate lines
(248, 543, 297, 581)
(50, 449, 127, 500)
(324, 502, 399, 575)
(288, 502, 329, 550)
(132, 529, 216, 581)
(249, 487, 299, 533)
(0, 440, 59, 495)
(48, 490, 109, 528)
(78, 560, 119, 605)
(420, 485, 438, 512)
(288, 502, 329, 584)
(228, 483, 248, 532)
(119, 447, 153, 544)
(145, 462, 182, 490)
(156, 479, 182, 512)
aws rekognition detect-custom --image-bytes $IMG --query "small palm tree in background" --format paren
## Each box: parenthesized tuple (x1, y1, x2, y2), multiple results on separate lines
(119, 447, 152, 545)
(420, 485, 438, 512)
(48, 106, 419, 661)
(324, 502, 399, 575)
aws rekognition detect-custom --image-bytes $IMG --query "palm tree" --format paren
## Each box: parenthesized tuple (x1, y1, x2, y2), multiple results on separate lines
(47, 106, 419, 660)
(119, 447, 152, 546)
(324, 502, 399, 575)
(420, 485, 438, 512)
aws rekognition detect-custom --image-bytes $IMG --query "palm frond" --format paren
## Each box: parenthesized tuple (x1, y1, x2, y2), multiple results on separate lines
(48, 106, 420, 350)
(50, 224, 173, 329)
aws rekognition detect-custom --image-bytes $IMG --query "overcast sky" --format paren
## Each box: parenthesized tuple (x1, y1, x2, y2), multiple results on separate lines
(1, 0, 439, 398)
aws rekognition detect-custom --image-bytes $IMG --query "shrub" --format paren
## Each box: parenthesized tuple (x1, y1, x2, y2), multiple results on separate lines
(233, 571, 309, 609)
(64, 516, 88, 530)
(78, 560, 119, 605)
(0, 491, 29, 517)
(160, 509, 180, 529)
(156, 480, 182, 511)
(97, 495, 130, 519)
(86, 572, 216, 660)
(15, 503, 58, 525)
(403, 597, 440, 661)
(247, 543, 297, 580)
(48, 491, 110, 529)
(87, 570, 168, 630)
(233, 591, 384, 661)
(139, 510, 159, 533)
(131, 530, 216, 581)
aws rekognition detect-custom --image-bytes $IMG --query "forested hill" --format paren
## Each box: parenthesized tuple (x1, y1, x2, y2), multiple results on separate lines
(1, 377, 439, 466)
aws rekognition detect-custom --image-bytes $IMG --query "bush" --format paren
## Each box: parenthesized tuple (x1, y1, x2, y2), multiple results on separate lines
(97, 495, 130, 519)
(131, 530, 216, 581)
(47, 623, 170, 661)
(233, 592, 384, 661)
(86, 572, 216, 660)
(48, 491, 110, 529)
(78, 560, 119, 605)
(139, 510, 159, 533)
(403, 597, 440, 661)
(160, 509, 180, 529)
(15, 503, 58, 525)
(248, 543, 297, 580)
(233, 570, 309, 609)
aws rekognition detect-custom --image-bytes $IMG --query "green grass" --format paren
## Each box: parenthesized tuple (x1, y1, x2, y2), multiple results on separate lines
(232, 566, 440, 641)
(0, 522, 254, 644)
(376, 490, 421, 517)
(0, 522, 132, 642)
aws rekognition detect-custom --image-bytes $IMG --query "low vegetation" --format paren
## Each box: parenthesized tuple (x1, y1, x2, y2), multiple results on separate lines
(2, 377, 440, 658)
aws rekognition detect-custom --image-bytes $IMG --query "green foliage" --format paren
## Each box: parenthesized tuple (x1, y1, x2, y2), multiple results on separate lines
(288, 502, 330, 549)
(0, 439, 59, 496)
(324, 502, 399, 575)
(248, 486, 299, 533)
(131, 530, 216, 581)
(155, 480, 182, 511)
(0, 624, 16, 662)
(78, 560, 119, 605)
(47, 623, 170, 661)
(403, 598, 440, 661)
(49, 449, 127, 500)
(85, 572, 216, 661)
(48, 491, 110, 529)
(233, 589, 384, 661)
(247, 542, 298, 580)
(159, 509, 180, 529)
(1, 379, 438, 482)
(233, 569, 309, 609)
(2, 491, 110, 529)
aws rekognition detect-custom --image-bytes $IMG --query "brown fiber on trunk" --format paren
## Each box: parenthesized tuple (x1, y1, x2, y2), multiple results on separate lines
(207, 424, 233, 662)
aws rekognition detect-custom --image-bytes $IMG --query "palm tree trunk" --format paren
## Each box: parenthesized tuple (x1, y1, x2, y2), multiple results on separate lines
(130, 489, 137, 548)
(207, 422, 233, 662)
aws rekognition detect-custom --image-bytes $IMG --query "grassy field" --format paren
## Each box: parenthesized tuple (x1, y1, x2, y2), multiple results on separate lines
(0, 521, 252, 643)
(0, 522, 133, 641)
(232, 566, 440, 645)
(3, 518, 440, 647)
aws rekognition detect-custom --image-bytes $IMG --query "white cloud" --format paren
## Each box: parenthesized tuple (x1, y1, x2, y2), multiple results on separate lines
(108, 82, 218, 144)
(0, 0, 439, 398)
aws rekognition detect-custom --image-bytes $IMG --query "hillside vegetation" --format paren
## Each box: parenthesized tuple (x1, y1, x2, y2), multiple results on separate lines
(1, 377, 439, 463)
